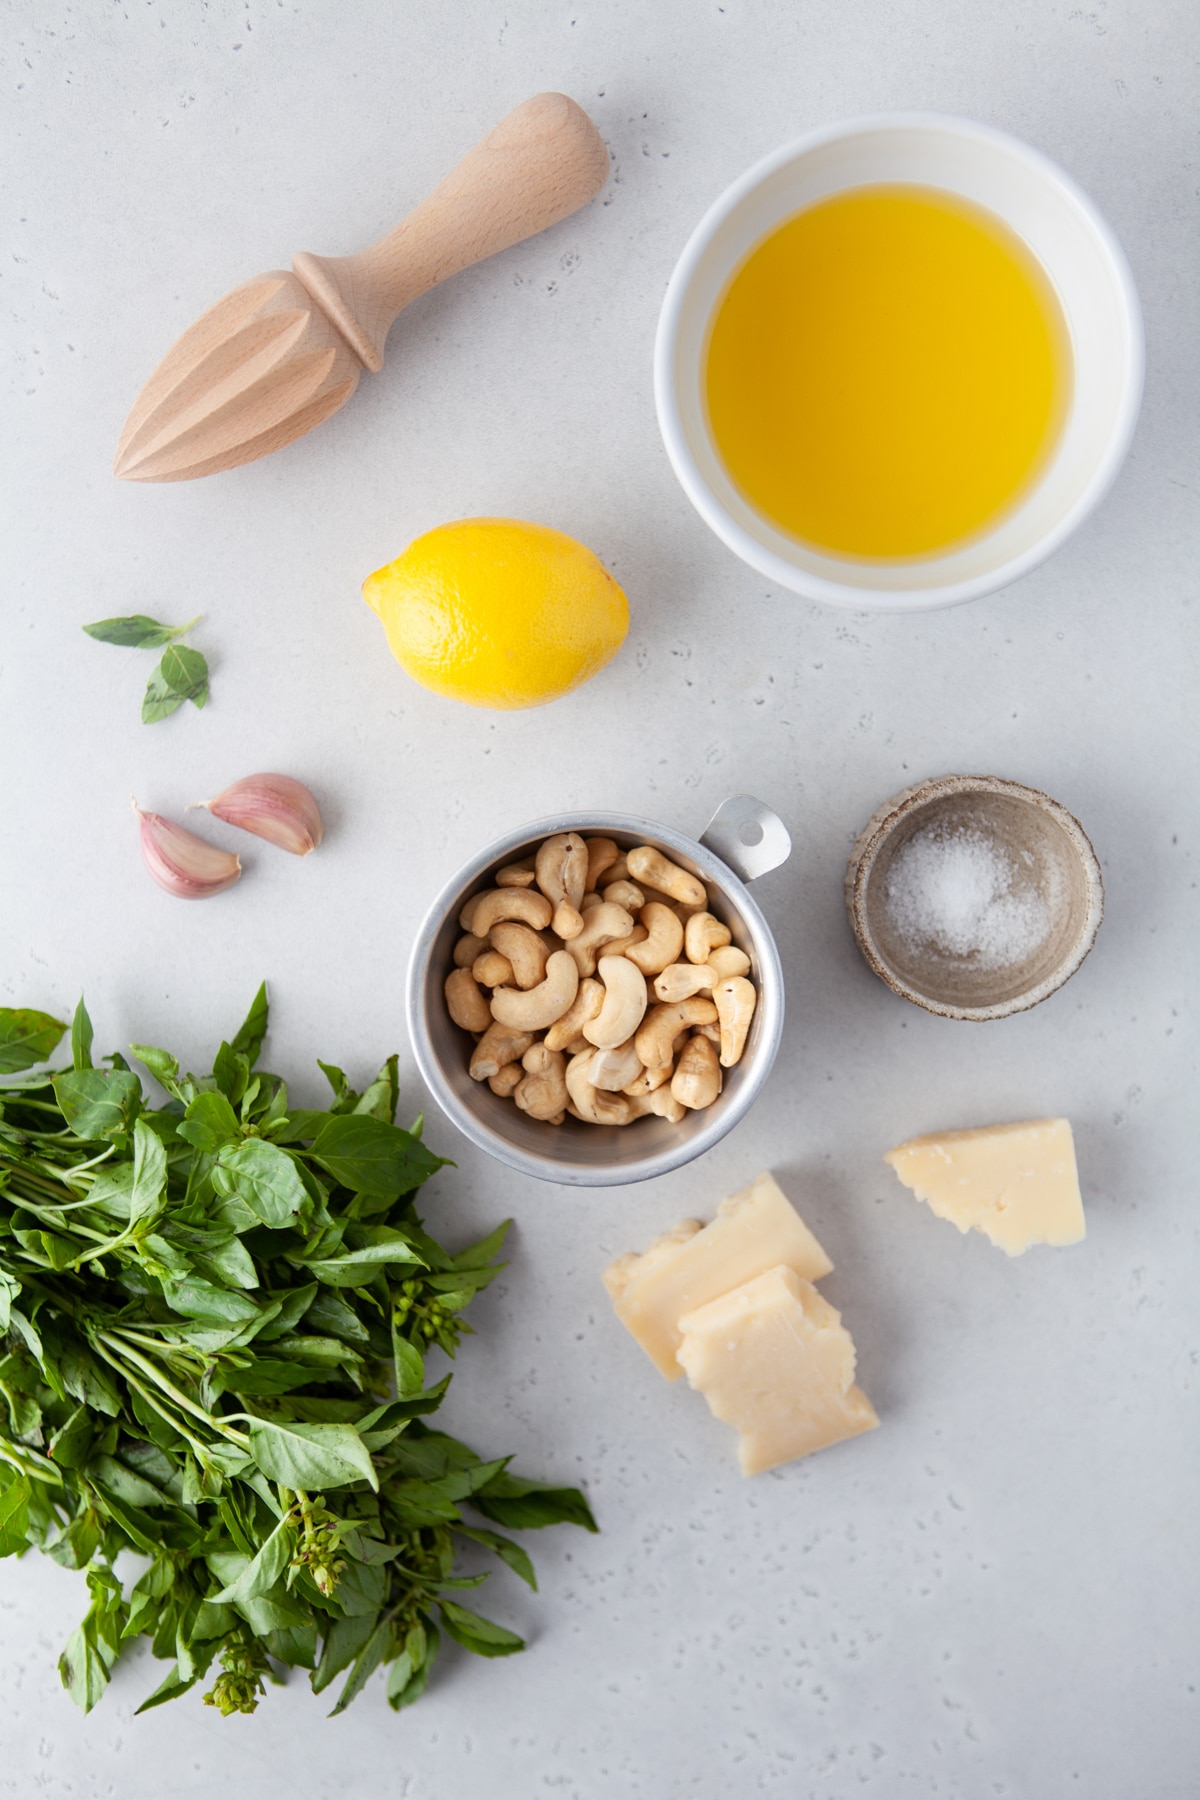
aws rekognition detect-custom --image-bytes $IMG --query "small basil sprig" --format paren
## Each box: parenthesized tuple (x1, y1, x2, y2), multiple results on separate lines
(0, 984, 597, 1720)
(82, 614, 210, 722)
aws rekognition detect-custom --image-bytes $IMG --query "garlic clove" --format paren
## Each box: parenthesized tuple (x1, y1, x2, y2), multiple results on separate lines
(134, 805, 241, 899)
(195, 773, 323, 856)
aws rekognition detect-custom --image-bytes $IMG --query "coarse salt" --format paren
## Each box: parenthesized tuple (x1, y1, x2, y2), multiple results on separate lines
(882, 823, 1051, 970)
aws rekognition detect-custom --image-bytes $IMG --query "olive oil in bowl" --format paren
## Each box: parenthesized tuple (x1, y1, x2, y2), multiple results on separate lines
(704, 185, 1072, 560)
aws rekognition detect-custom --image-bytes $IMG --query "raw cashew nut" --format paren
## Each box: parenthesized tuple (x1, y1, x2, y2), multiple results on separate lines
(622, 1059, 672, 1096)
(565, 1048, 634, 1126)
(469, 888, 553, 936)
(583, 955, 649, 1051)
(487, 1062, 524, 1098)
(602, 922, 648, 958)
(693, 1020, 723, 1046)
(707, 944, 751, 981)
(604, 853, 630, 884)
(625, 902, 685, 977)
(454, 933, 490, 969)
(626, 846, 707, 909)
(684, 910, 732, 965)
(671, 1035, 723, 1110)
(490, 950, 580, 1032)
(602, 878, 645, 912)
(713, 976, 756, 1068)
(565, 902, 635, 976)
(489, 920, 550, 990)
(628, 1087, 687, 1123)
(472, 950, 515, 989)
(544, 977, 604, 1051)
(584, 836, 620, 891)
(444, 968, 492, 1033)
(588, 1037, 644, 1091)
(635, 998, 719, 1071)
(495, 861, 537, 888)
(535, 833, 588, 940)
(470, 1023, 536, 1082)
(514, 1042, 569, 1121)
(653, 962, 717, 1003)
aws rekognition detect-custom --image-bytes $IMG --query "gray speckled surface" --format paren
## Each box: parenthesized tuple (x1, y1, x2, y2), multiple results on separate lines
(2, 1, 1197, 1795)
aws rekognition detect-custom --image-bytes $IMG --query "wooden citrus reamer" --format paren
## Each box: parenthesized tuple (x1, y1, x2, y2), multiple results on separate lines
(114, 93, 609, 482)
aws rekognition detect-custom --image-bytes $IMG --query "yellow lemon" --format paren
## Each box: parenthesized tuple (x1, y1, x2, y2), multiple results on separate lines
(362, 518, 629, 710)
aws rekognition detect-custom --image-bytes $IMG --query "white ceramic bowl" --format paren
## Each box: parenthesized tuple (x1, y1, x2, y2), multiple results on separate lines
(655, 112, 1143, 611)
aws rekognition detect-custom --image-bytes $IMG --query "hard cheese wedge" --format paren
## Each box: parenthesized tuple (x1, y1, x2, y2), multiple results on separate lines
(677, 1265, 879, 1476)
(602, 1171, 833, 1380)
(885, 1117, 1085, 1255)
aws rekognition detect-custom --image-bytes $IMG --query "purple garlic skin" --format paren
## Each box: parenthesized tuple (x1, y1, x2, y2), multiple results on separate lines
(135, 806, 241, 899)
(198, 773, 323, 855)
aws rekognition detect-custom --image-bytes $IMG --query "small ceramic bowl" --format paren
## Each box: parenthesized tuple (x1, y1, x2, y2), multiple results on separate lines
(406, 797, 791, 1187)
(655, 112, 1143, 610)
(845, 775, 1103, 1020)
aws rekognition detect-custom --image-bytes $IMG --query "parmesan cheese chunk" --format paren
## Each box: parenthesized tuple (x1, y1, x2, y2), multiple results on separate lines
(884, 1117, 1085, 1255)
(677, 1265, 879, 1475)
(602, 1171, 833, 1380)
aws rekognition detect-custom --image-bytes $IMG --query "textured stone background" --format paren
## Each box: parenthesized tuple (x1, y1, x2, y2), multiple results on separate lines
(2, 1, 1196, 1794)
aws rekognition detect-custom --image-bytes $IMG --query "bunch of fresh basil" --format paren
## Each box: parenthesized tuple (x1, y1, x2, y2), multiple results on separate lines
(0, 987, 595, 1718)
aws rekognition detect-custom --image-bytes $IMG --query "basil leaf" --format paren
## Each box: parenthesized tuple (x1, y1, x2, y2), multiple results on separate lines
(230, 983, 268, 1065)
(53, 1069, 141, 1139)
(128, 1118, 168, 1223)
(177, 1091, 241, 1154)
(302, 1230, 424, 1286)
(309, 1115, 447, 1198)
(211, 1041, 249, 1105)
(0, 1475, 31, 1557)
(160, 1278, 262, 1325)
(70, 998, 94, 1071)
(191, 1234, 259, 1291)
(0, 1007, 67, 1075)
(295, 1289, 366, 1346)
(311, 1612, 377, 1696)
(128, 1042, 183, 1098)
(47, 1405, 94, 1470)
(387, 1620, 439, 1711)
(133, 1664, 199, 1714)
(210, 1519, 294, 1605)
(352, 1055, 399, 1124)
(0, 1268, 20, 1333)
(328, 1617, 391, 1716)
(452, 1219, 511, 1271)
(82, 614, 184, 648)
(392, 1334, 425, 1399)
(141, 663, 186, 723)
(437, 1600, 524, 1659)
(245, 1419, 378, 1492)
(59, 1620, 112, 1712)
(212, 1140, 306, 1228)
(470, 1475, 599, 1533)
(265, 1621, 317, 1669)
(317, 1060, 355, 1111)
(158, 643, 208, 703)
(457, 1525, 537, 1592)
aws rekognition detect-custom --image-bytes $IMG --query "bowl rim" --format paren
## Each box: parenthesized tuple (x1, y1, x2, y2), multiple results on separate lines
(845, 773, 1105, 1020)
(653, 109, 1145, 612)
(404, 811, 785, 1187)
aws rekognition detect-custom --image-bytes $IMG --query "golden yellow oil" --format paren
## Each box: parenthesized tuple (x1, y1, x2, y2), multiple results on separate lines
(704, 185, 1071, 559)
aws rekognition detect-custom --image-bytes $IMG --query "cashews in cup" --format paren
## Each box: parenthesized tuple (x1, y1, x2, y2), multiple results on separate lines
(442, 833, 758, 1129)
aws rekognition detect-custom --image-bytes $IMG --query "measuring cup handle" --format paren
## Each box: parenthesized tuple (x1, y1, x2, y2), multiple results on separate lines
(700, 796, 792, 883)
